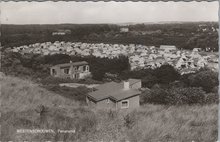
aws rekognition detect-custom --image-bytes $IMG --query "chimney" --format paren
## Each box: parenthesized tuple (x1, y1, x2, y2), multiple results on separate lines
(123, 80, 130, 90)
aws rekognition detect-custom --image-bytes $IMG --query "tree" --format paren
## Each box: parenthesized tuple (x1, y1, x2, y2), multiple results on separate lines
(153, 64, 180, 84)
(188, 70, 218, 93)
(141, 74, 158, 88)
(142, 84, 169, 104)
(44, 54, 71, 65)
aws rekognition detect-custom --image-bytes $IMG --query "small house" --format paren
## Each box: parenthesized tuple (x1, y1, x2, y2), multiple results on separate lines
(160, 45, 177, 52)
(50, 61, 91, 79)
(120, 27, 129, 33)
(52, 30, 71, 36)
(86, 79, 141, 110)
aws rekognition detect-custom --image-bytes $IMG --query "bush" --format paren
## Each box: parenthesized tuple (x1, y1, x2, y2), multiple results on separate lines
(141, 84, 169, 105)
(166, 87, 206, 105)
(141, 74, 158, 88)
(44, 54, 71, 65)
(153, 64, 180, 84)
(188, 70, 218, 93)
(141, 85, 218, 105)
(76, 112, 98, 133)
(204, 93, 219, 104)
(40, 76, 74, 85)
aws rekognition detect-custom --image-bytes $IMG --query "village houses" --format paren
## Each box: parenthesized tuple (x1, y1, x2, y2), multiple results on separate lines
(11, 41, 219, 74)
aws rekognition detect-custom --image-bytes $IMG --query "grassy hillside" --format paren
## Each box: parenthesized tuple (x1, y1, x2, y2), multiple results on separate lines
(1, 75, 218, 141)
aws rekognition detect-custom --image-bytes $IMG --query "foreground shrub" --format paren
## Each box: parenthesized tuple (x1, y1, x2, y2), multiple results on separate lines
(204, 93, 219, 104)
(166, 87, 206, 105)
(40, 76, 75, 85)
(188, 70, 218, 93)
(141, 84, 169, 105)
(141, 74, 159, 88)
(141, 85, 218, 105)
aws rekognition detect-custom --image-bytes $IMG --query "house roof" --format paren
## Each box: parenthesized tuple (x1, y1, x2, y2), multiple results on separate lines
(51, 61, 88, 68)
(160, 45, 176, 48)
(87, 79, 141, 102)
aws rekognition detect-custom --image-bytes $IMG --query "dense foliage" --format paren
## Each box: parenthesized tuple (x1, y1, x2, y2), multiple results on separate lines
(188, 70, 218, 92)
(1, 51, 129, 81)
(2, 22, 218, 51)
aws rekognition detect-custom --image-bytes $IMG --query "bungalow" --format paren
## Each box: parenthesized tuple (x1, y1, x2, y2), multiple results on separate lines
(86, 79, 141, 110)
(120, 27, 129, 33)
(160, 45, 177, 52)
(50, 61, 91, 79)
(52, 29, 71, 36)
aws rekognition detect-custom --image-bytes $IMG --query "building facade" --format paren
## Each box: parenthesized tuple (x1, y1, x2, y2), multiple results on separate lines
(50, 61, 91, 79)
(86, 79, 141, 110)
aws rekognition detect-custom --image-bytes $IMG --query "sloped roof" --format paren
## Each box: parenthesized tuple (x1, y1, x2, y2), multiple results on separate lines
(51, 61, 88, 68)
(87, 79, 141, 102)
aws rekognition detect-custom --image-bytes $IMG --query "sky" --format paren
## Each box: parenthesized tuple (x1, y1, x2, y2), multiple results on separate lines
(1, 1, 219, 24)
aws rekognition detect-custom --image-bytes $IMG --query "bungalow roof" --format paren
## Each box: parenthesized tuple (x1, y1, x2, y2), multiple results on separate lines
(50, 61, 89, 68)
(87, 79, 141, 102)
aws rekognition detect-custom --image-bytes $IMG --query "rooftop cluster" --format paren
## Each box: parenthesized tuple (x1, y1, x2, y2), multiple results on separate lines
(11, 41, 218, 74)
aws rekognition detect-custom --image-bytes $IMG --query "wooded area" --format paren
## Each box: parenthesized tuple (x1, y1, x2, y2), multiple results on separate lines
(2, 22, 218, 51)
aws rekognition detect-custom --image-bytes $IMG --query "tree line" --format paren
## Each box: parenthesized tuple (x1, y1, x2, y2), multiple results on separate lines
(2, 22, 218, 51)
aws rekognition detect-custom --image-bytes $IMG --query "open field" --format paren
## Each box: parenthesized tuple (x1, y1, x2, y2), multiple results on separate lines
(1, 75, 218, 142)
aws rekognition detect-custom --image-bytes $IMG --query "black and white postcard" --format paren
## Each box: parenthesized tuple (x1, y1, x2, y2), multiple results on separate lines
(1, 1, 219, 141)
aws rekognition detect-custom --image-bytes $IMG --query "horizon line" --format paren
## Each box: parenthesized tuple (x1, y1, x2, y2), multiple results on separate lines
(2, 21, 218, 25)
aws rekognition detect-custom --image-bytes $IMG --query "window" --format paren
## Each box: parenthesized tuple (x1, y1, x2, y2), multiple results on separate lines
(52, 69, 56, 75)
(74, 74, 78, 79)
(86, 66, 89, 71)
(121, 100, 129, 109)
(83, 66, 86, 71)
(63, 68, 70, 74)
(73, 67, 77, 71)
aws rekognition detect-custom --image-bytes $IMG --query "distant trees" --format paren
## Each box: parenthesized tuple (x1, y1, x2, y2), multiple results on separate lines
(44, 54, 71, 65)
(182, 32, 218, 51)
(2, 22, 218, 51)
(119, 69, 152, 80)
(71, 55, 130, 81)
